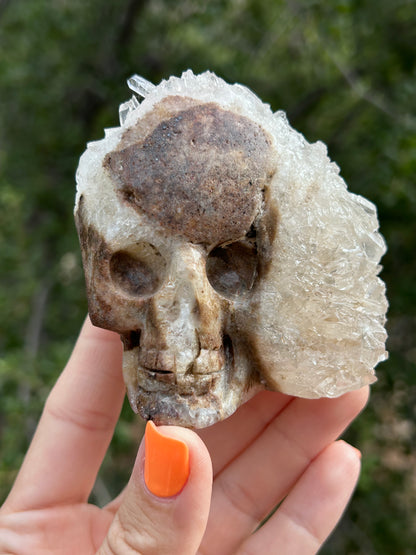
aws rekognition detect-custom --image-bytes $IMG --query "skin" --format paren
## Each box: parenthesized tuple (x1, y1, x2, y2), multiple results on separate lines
(0, 317, 368, 554)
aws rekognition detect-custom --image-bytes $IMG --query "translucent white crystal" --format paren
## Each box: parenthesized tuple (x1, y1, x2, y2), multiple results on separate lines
(127, 74, 156, 98)
(119, 95, 140, 125)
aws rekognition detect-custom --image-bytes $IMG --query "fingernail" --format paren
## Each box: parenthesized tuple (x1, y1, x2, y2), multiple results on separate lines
(144, 421, 190, 498)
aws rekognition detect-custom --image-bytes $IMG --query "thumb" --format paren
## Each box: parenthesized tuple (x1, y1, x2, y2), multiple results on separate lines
(98, 421, 212, 555)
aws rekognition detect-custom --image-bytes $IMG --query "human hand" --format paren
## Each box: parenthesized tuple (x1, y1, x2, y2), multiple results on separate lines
(0, 317, 367, 554)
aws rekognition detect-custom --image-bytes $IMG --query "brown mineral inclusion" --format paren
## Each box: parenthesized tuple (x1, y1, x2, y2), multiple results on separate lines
(104, 100, 274, 245)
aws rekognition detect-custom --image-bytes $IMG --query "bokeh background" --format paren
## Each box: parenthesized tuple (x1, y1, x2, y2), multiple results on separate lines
(0, 1, 415, 552)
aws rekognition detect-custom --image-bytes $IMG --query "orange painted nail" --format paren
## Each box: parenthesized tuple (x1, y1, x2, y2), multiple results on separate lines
(144, 421, 190, 498)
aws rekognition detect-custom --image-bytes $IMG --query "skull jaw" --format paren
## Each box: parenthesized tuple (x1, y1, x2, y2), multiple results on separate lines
(122, 348, 261, 428)
(129, 387, 240, 428)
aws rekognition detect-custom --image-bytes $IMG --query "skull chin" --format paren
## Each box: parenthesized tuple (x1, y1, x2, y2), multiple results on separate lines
(122, 336, 253, 428)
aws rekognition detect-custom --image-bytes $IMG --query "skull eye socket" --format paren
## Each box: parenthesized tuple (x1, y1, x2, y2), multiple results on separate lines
(206, 239, 258, 298)
(110, 242, 166, 297)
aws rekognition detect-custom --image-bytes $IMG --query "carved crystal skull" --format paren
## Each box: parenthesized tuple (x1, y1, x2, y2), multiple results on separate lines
(75, 71, 388, 428)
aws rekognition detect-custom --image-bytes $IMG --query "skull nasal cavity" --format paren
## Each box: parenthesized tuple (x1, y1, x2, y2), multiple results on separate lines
(106, 103, 274, 245)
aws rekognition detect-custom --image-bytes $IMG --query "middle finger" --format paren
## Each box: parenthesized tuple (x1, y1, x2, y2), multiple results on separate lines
(199, 387, 368, 555)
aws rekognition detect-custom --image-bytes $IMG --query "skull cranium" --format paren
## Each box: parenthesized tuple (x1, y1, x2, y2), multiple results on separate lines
(75, 71, 388, 428)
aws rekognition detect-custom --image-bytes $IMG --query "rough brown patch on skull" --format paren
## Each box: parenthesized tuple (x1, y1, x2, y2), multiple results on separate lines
(119, 96, 200, 146)
(104, 101, 274, 245)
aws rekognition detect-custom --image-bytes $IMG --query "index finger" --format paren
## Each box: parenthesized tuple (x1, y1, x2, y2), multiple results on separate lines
(3, 317, 124, 513)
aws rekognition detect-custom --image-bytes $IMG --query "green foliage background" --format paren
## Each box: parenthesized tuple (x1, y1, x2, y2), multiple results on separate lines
(0, 0, 415, 552)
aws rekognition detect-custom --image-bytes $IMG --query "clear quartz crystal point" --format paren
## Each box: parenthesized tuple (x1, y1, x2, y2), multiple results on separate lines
(127, 74, 156, 98)
(119, 95, 140, 125)
(119, 75, 157, 125)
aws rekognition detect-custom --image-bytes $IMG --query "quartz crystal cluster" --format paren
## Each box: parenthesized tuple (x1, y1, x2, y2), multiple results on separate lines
(75, 70, 388, 428)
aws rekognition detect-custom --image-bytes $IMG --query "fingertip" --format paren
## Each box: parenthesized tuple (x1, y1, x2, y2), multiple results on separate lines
(338, 439, 362, 462)
(144, 421, 190, 498)
(80, 314, 122, 345)
(329, 385, 370, 422)
(107, 422, 212, 554)
(146, 423, 212, 490)
(68, 315, 123, 381)
(327, 440, 362, 482)
(239, 439, 364, 554)
(350, 385, 370, 410)
(339, 439, 362, 461)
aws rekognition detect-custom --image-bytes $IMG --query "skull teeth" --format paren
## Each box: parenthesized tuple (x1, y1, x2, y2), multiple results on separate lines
(138, 341, 233, 392)
(139, 349, 175, 372)
(139, 370, 220, 395)
(144, 368, 176, 384)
